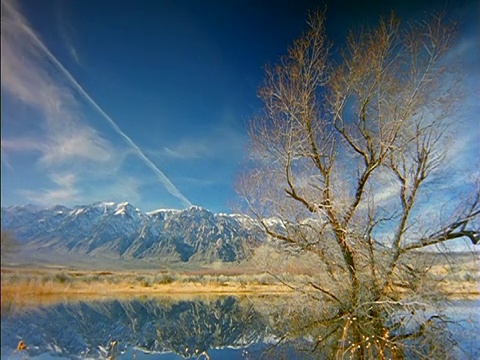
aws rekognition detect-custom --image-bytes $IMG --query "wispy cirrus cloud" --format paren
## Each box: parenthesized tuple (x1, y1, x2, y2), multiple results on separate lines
(20, 172, 144, 207)
(55, 1, 82, 66)
(20, 172, 80, 205)
(161, 120, 247, 161)
(1, 0, 114, 168)
(1, 0, 192, 208)
(1, 0, 116, 205)
(1, 132, 113, 168)
(163, 140, 213, 160)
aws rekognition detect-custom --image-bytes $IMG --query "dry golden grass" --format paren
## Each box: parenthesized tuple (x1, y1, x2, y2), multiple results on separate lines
(2, 259, 478, 312)
(427, 258, 480, 299)
(0, 267, 293, 312)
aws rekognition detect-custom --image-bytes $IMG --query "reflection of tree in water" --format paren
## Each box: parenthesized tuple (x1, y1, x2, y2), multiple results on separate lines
(1, 296, 476, 359)
(253, 294, 480, 360)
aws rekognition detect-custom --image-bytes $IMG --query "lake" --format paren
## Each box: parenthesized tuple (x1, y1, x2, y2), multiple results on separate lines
(2, 296, 479, 359)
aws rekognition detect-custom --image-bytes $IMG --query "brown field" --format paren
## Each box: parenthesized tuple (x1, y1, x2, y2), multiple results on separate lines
(2, 256, 478, 312)
(1, 267, 294, 312)
(423, 261, 480, 299)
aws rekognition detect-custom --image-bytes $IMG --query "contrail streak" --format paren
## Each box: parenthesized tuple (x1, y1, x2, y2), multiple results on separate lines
(5, 0, 192, 208)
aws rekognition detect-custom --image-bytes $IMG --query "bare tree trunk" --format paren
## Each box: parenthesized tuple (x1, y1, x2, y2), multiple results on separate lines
(238, 8, 478, 359)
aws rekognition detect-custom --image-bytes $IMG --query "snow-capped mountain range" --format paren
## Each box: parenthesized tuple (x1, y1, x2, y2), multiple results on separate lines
(1, 202, 267, 263)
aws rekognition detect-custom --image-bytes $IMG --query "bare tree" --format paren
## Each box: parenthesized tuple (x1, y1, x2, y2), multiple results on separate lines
(237, 9, 479, 359)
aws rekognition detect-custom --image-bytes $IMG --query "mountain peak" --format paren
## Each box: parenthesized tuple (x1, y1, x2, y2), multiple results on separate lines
(146, 208, 180, 215)
(1, 202, 264, 263)
(188, 205, 204, 210)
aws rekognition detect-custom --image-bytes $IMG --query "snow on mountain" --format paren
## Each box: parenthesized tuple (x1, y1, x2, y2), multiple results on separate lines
(1, 202, 266, 263)
(146, 208, 180, 217)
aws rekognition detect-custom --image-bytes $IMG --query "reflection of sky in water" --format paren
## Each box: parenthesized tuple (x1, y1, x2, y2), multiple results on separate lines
(1, 297, 280, 359)
(445, 300, 480, 359)
(2, 298, 479, 359)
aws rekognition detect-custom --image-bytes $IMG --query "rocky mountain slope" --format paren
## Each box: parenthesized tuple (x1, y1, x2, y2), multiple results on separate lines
(1, 202, 266, 263)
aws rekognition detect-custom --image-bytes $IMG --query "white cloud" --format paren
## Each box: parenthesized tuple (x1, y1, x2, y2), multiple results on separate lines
(18, 171, 144, 208)
(1, 138, 45, 153)
(1, 0, 192, 208)
(161, 120, 247, 161)
(50, 172, 76, 188)
(163, 141, 213, 159)
(20, 172, 80, 205)
(21, 188, 80, 204)
(55, 2, 82, 67)
(1, 0, 114, 167)
(39, 129, 113, 167)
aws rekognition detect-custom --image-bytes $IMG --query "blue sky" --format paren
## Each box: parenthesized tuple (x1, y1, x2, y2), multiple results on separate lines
(1, 0, 479, 213)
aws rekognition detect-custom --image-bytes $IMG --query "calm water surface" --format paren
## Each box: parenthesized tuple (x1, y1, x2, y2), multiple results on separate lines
(1, 296, 479, 359)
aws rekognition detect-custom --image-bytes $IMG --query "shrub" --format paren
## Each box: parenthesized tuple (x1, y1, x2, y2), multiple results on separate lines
(54, 272, 70, 284)
(154, 273, 175, 284)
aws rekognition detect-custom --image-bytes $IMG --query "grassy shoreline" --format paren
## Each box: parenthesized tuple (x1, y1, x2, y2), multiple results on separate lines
(2, 265, 479, 312)
(1, 267, 294, 311)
